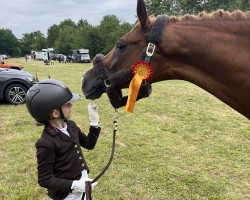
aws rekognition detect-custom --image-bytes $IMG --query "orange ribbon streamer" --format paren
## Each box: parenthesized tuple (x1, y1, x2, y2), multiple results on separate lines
(125, 74, 143, 112)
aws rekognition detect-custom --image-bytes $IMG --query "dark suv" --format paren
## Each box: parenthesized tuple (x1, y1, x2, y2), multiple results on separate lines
(0, 68, 37, 104)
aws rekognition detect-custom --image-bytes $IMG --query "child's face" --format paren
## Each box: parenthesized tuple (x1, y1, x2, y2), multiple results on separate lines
(61, 103, 73, 119)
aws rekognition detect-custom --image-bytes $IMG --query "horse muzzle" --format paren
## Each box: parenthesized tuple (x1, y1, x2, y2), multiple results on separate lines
(82, 68, 107, 100)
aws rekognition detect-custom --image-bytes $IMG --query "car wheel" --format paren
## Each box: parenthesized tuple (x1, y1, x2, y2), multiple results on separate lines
(4, 84, 27, 104)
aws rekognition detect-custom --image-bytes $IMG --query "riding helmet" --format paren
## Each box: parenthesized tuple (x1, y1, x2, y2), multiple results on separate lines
(26, 79, 80, 122)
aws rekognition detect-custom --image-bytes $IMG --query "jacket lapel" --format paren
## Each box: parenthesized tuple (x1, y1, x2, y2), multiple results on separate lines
(66, 122, 78, 144)
(44, 122, 78, 144)
(59, 132, 74, 143)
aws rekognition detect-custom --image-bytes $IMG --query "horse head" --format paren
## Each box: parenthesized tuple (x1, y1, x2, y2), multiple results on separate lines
(82, 0, 162, 108)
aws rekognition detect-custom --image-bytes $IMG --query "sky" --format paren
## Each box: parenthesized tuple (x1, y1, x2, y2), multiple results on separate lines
(0, 0, 138, 39)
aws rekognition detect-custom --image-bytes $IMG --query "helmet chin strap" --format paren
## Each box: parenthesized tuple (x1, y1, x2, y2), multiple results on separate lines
(59, 107, 67, 122)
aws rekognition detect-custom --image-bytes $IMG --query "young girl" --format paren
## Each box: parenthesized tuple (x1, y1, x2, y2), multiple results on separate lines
(26, 79, 100, 200)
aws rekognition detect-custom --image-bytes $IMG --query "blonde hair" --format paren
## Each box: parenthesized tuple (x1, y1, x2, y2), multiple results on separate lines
(34, 120, 45, 126)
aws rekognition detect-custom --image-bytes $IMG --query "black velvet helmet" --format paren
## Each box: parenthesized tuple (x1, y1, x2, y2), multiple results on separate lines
(26, 79, 80, 122)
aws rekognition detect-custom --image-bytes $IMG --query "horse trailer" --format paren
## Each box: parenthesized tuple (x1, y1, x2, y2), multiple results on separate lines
(72, 49, 91, 63)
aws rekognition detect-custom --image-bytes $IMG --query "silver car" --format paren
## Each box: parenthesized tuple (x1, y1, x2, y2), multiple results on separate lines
(0, 68, 37, 104)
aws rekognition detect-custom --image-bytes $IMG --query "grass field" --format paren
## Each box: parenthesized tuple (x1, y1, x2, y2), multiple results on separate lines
(0, 58, 249, 200)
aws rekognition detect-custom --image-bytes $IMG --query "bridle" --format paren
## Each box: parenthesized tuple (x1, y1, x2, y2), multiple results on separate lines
(93, 15, 169, 90)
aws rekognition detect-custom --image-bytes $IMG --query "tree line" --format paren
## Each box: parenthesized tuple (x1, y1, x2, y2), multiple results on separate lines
(0, 15, 133, 59)
(0, 0, 249, 58)
(145, 0, 249, 16)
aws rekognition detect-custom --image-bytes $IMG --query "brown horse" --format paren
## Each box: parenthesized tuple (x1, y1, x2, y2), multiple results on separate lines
(82, 0, 250, 119)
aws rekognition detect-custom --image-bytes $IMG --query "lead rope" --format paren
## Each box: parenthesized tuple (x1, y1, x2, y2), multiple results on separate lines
(85, 109, 118, 200)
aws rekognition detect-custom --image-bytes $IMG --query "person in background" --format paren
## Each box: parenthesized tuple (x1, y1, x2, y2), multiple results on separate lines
(26, 79, 100, 200)
(25, 54, 28, 62)
(63, 55, 67, 63)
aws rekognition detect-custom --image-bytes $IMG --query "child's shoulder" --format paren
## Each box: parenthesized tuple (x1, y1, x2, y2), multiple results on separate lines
(35, 136, 48, 148)
(66, 119, 77, 127)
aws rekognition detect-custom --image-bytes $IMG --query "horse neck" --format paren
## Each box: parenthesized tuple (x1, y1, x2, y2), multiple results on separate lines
(155, 20, 250, 119)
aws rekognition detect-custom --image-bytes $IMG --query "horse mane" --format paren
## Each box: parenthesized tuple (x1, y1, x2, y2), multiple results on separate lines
(168, 10, 250, 22)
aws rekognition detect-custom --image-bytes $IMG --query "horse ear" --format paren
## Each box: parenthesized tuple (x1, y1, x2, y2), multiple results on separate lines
(137, 0, 149, 31)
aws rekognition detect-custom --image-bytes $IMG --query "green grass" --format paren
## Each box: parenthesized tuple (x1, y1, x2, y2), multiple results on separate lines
(0, 58, 249, 199)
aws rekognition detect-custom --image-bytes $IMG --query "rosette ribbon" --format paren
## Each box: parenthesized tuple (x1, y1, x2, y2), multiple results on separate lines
(125, 61, 152, 112)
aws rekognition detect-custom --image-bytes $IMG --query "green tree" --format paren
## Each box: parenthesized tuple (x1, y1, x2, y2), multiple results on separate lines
(240, 0, 250, 10)
(204, 0, 250, 12)
(19, 31, 46, 55)
(84, 26, 105, 58)
(73, 19, 93, 50)
(52, 19, 77, 54)
(32, 31, 47, 50)
(77, 19, 90, 28)
(0, 29, 19, 56)
(145, 0, 250, 15)
(145, 0, 174, 15)
(54, 28, 75, 55)
(98, 15, 133, 54)
(58, 19, 77, 30)
(47, 24, 60, 47)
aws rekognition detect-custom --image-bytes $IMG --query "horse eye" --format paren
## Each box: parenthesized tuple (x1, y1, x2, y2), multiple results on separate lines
(116, 42, 126, 50)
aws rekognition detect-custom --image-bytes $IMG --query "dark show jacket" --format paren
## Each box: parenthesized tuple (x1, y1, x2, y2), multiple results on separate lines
(35, 120, 100, 200)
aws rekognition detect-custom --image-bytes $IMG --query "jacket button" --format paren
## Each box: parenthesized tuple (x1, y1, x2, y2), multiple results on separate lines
(79, 156, 82, 160)
(74, 144, 77, 148)
(82, 163, 84, 166)
(77, 150, 80, 153)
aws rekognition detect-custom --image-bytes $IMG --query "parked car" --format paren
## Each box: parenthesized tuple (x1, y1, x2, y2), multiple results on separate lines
(0, 60, 24, 70)
(0, 68, 37, 104)
(0, 54, 9, 59)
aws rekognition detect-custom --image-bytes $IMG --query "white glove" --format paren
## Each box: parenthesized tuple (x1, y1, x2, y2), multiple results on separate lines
(88, 101, 99, 127)
(71, 178, 98, 193)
